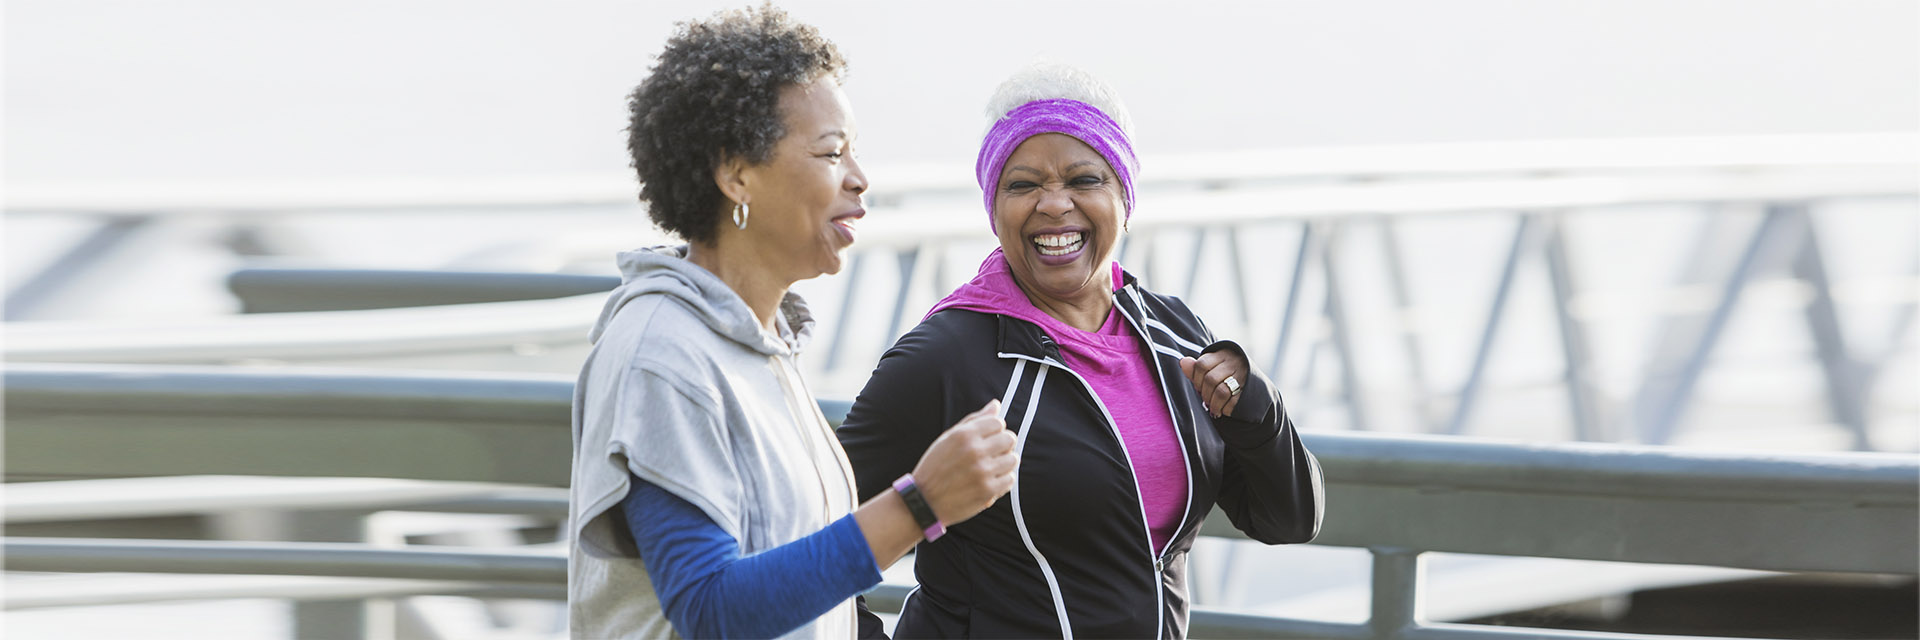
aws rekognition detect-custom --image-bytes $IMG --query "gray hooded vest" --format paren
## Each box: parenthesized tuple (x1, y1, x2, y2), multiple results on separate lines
(568, 246, 857, 639)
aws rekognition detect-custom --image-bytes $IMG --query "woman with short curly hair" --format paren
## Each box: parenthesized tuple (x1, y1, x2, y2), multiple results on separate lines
(568, 5, 1015, 638)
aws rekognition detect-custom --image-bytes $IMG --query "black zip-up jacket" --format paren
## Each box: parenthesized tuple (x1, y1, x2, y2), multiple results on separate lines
(838, 275, 1324, 639)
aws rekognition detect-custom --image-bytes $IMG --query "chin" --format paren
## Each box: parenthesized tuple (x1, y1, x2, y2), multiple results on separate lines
(1032, 261, 1101, 292)
(1032, 256, 1092, 276)
(811, 251, 847, 279)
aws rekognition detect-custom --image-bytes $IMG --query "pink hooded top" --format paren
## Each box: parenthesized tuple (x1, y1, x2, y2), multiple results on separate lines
(926, 249, 1188, 554)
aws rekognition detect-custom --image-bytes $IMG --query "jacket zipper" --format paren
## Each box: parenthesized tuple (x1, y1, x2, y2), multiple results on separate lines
(1000, 351, 1168, 640)
(1005, 361, 1074, 638)
(1119, 286, 1202, 556)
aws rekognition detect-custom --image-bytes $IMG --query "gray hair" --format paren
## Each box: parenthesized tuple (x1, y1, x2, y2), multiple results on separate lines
(982, 62, 1136, 139)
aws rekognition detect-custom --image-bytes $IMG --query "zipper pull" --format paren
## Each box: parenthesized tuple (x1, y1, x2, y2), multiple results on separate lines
(1154, 557, 1164, 573)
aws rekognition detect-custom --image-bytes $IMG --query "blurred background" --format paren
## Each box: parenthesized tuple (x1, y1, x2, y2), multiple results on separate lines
(5, 1, 1917, 638)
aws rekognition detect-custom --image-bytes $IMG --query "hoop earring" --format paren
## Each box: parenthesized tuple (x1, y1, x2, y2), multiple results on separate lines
(733, 201, 750, 230)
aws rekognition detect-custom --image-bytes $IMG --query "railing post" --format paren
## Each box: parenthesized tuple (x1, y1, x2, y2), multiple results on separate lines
(1543, 212, 1608, 442)
(1379, 218, 1440, 433)
(1369, 547, 1424, 639)
(4, 214, 154, 321)
(1226, 223, 1254, 328)
(288, 510, 394, 640)
(1183, 226, 1211, 300)
(1321, 221, 1371, 431)
(1860, 253, 1918, 400)
(1445, 213, 1540, 436)
(824, 252, 869, 373)
(1634, 204, 1802, 444)
(1788, 207, 1873, 450)
(884, 246, 922, 344)
(1270, 221, 1321, 380)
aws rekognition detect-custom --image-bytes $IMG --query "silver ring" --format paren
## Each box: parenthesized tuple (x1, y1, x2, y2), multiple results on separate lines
(1223, 377, 1242, 396)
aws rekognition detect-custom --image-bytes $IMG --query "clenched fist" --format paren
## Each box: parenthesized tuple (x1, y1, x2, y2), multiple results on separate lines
(910, 400, 1018, 526)
(1180, 351, 1248, 418)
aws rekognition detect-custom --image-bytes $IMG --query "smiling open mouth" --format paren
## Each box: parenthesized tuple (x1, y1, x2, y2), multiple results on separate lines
(1033, 231, 1084, 256)
(830, 211, 862, 244)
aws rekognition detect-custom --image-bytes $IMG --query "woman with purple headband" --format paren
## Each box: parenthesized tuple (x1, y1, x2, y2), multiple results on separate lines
(838, 63, 1324, 638)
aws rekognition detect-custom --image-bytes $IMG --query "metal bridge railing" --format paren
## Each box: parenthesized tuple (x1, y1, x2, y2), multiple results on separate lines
(7, 134, 1915, 451)
(814, 166, 1918, 450)
(5, 364, 1913, 639)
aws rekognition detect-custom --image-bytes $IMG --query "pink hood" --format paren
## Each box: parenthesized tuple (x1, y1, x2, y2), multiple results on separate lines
(925, 248, 1125, 327)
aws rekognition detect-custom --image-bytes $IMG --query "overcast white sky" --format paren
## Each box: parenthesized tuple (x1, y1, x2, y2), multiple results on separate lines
(6, 0, 1916, 184)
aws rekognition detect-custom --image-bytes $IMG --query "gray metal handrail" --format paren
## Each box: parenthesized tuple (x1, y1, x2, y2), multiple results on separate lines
(227, 268, 619, 313)
(2, 476, 567, 524)
(7, 134, 1912, 215)
(4, 363, 575, 485)
(4, 364, 1913, 639)
(3, 537, 563, 583)
(2, 294, 605, 366)
(1288, 429, 1917, 504)
(0, 539, 1737, 640)
(4, 573, 564, 611)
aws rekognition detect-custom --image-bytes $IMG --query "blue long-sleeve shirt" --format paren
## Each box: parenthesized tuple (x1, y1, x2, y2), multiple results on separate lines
(621, 474, 883, 639)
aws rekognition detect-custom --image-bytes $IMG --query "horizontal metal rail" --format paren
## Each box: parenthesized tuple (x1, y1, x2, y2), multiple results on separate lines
(0, 540, 1731, 640)
(227, 268, 618, 313)
(3, 295, 604, 365)
(7, 133, 1913, 215)
(3, 364, 577, 486)
(3, 476, 566, 524)
(4, 573, 563, 611)
(4, 537, 563, 583)
(0, 537, 1362, 636)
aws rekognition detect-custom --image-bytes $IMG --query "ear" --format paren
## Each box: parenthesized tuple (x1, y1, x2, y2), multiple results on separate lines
(713, 152, 752, 209)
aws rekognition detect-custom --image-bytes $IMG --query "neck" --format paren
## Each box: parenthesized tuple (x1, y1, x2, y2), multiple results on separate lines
(686, 238, 788, 332)
(1012, 269, 1114, 333)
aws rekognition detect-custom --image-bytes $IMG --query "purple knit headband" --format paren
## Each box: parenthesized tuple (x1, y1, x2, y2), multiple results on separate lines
(975, 99, 1138, 231)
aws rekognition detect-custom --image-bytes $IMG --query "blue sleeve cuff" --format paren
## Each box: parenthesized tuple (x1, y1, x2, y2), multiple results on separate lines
(825, 513, 885, 588)
(623, 475, 882, 638)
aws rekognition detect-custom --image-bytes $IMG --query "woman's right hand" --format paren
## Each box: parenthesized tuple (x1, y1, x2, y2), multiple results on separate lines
(909, 400, 1017, 526)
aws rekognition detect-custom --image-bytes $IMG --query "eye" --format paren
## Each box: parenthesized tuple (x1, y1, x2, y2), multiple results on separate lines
(821, 151, 844, 161)
(1005, 181, 1039, 193)
(1069, 175, 1106, 188)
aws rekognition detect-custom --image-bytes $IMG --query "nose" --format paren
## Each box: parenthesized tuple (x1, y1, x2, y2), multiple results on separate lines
(1035, 183, 1073, 217)
(845, 154, 869, 196)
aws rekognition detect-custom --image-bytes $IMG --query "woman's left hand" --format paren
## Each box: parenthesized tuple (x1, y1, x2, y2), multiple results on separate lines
(1180, 351, 1248, 419)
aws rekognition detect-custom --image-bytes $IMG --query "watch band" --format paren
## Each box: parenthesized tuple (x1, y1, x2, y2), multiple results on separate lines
(892, 474, 946, 542)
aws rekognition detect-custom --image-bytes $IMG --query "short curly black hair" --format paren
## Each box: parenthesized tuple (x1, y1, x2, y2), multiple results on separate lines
(627, 3, 848, 245)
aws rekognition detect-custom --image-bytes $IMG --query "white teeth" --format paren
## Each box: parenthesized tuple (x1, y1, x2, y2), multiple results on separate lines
(1032, 231, 1083, 256)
